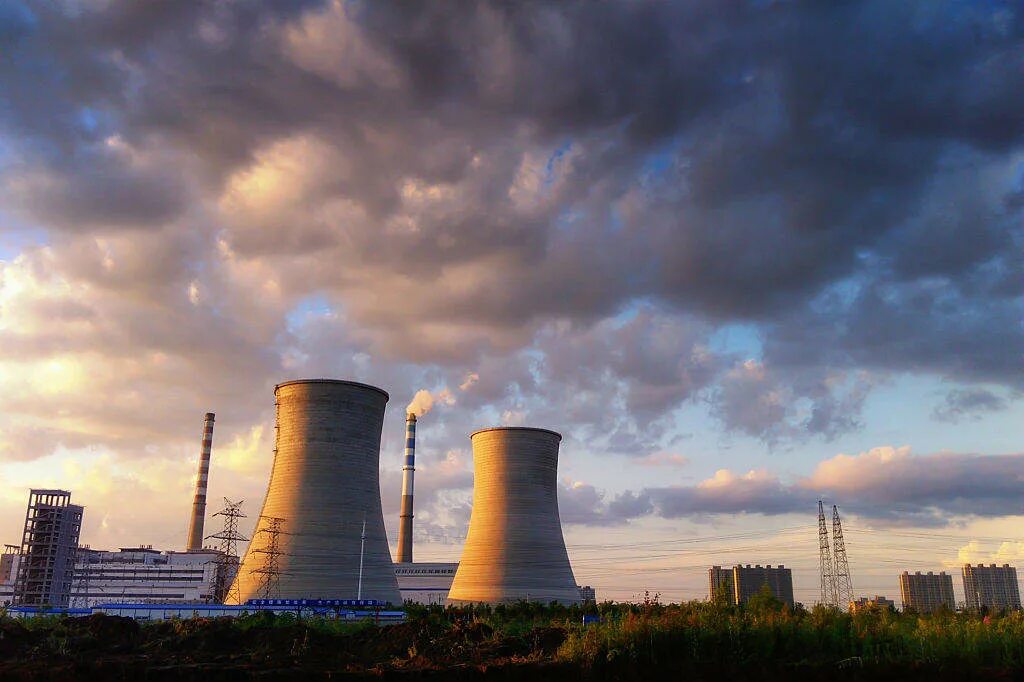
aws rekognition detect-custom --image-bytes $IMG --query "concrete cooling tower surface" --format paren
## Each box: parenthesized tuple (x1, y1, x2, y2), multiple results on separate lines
(448, 427, 581, 605)
(229, 379, 401, 604)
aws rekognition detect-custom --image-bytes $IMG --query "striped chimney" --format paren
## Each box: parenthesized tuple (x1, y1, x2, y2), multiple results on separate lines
(396, 412, 416, 563)
(186, 412, 215, 551)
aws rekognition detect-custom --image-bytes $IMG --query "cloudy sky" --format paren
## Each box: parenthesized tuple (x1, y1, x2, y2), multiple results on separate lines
(1, 0, 1022, 604)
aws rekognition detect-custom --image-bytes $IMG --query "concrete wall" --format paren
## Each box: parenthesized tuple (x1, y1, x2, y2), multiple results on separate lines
(448, 427, 580, 605)
(229, 380, 401, 605)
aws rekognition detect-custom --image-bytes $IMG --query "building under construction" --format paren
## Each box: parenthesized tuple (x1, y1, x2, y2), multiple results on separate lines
(448, 427, 581, 605)
(13, 489, 84, 607)
(229, 379, 401, 604)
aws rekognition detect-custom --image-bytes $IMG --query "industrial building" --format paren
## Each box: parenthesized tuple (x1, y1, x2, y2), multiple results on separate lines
(229, 379, 401, 604)
(13, 489, 84, 607)
(899, 571, 955, 613)
(448, 427, 581, 606)
(709, 565, 794, 607)
(394, 562, 458, 604)
(71, 547, 221, 607)
(849, 595, 896, 613)
(962, 564, 1021, 612)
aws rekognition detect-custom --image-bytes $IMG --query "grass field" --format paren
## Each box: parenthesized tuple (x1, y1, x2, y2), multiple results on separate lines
(2, 594, 1023, 680)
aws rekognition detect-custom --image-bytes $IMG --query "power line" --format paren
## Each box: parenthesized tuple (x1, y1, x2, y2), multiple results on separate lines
(832, 504, 854, 606)
(250, 515, 286, 600)
(206, 498, 248, 604)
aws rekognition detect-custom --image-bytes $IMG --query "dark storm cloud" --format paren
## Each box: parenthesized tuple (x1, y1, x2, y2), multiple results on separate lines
(933, 388, 1011, 423)
(0, 0, 1021, 456)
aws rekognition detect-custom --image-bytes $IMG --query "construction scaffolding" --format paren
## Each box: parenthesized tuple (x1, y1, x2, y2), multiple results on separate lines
(13, 490, 84, 607)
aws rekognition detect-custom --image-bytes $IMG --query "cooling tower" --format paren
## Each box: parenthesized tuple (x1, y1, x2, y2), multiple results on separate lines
(448, 427, 581, 605)
(228, 379, 401, 604)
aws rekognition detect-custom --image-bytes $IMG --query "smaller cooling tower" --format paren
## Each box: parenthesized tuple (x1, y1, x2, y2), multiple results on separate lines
(448, 427, 581, 605)
(228, 379, 401, 604)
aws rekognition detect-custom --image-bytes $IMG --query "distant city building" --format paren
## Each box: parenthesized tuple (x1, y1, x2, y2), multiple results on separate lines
(849, 595, 896, 613)
(709, 566, 734, 603)
(578, 585, 597, 603)
(14, 489, 84, 607)
(899, 571, 955, 613)
(393, 562, 458, 605)
(734, 565, 794, 607)
(709, 565, 794, 607)
(962, 564, 1021, 612)
(71, 547, 221, 607)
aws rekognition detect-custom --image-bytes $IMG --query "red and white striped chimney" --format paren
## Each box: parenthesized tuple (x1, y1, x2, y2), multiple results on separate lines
(396, 412, 416, 563)
(186, 412, 215, 551)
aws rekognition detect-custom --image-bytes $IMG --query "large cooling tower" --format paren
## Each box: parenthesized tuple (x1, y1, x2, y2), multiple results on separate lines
(448, 427, 581, 605)
(228, 379, 401, 604)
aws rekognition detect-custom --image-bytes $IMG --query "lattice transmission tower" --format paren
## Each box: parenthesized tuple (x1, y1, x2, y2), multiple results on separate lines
(207, 498, 247, 604)
(251, 515, 287, 600)
(818, 500, 837, 607)
(831, 504, 854, 607)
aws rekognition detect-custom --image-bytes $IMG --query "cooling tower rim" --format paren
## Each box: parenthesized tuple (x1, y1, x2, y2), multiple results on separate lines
(274, 378, 390, 400)
(470, 426, 562, 441)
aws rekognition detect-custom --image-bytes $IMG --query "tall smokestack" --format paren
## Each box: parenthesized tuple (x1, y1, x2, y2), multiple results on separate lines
(396, 412, 416, 563)
(186, 412, 215, 551)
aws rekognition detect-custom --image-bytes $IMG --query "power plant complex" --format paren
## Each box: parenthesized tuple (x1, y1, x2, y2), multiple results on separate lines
(3, 375, 1022, 617)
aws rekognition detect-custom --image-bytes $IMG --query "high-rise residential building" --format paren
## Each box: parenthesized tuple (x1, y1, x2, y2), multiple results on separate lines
(733, 565, 794, 607)
(849, 595, 896, 613)
(14, 489, 84, 608)
(962, 564, 1021, 612)
(71, 547, 222, 607)
(709, 565, 794, 607)
(578, 585, 597, 603)
(899, 571, 955, 613)
(709, 566, 734, 603)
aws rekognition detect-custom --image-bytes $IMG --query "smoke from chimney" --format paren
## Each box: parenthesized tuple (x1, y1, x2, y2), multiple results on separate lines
(186, 412, 215, 551)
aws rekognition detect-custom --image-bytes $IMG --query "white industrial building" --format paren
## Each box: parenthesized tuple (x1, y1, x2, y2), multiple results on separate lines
(394, 562, 458, 604)
(71, 547, 221, 607)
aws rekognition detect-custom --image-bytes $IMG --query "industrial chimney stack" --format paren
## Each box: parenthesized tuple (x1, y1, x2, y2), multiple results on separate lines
(396, 412, 416, 563)
(186, 412, 216, 551)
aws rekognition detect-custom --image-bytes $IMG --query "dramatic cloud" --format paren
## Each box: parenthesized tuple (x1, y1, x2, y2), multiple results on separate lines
(0, 0, 1022, 555)
(568, 448, 1024, 527)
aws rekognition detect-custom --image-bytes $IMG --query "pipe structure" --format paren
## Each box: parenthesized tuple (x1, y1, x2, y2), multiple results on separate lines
(228, 379, 401, 604)
(448, 427, 581, 605)
(186, 413, 215, 551)
(396, 413, 416, 563)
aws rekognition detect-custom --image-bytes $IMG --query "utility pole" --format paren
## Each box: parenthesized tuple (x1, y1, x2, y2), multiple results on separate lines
(818, 500, 837, 607)
(832, 504, 854, 607)
(251, 515, 286, 601)
(357, 514, 366, 601)
(207, 498, 247, 604)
